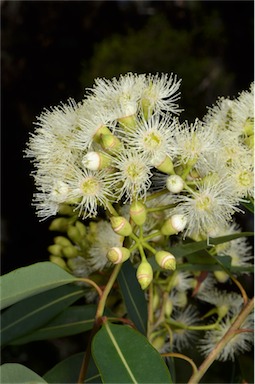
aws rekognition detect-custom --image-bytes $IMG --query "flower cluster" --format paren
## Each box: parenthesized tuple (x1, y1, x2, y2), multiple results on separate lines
(26, 73, 254, 362)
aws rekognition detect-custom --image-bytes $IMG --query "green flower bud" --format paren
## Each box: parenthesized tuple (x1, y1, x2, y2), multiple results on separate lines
(217, 304, 229, 320)
(110, 216, 132, 236)
(75, 221, 87, 237)
(93, 125, 112, 143)
(164, 298, 173, 317)
(214, 270, 229, 283)
(136, 261, 153, 290)
(50, 255, 67, 269)
(48, 244, 63, 256)
(155, 251, 176, 270)
(130, 201, 147, 226)
(62, 245, 79, 258)
(67, 225, 82, 244)
(58, 204, 75, 216)
(49, 217, 71, 232)
(107, 247, 130, 264)
(153, 154, 174, 175)
(151, 335, 165, 351)
(118, 114, 137, 131)
(100, 133, 122, 154)
(54, 236, 72, 247)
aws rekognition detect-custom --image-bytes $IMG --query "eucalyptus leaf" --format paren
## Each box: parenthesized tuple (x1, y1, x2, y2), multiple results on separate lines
(1, 285, 85, 346)
(118, 259, 148, 335)
(0, 262, 78, 310)
(11, 305, 98, 344)
(0, 363, 47, 384)
(169, 232, 254, 259)
(92, 322, 172, 383)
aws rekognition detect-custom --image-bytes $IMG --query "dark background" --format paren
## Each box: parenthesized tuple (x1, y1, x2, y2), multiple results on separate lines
(1, 1, 254, 381)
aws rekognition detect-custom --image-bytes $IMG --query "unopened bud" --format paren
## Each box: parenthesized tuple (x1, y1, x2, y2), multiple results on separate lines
(75, 221, 87, 237)
(151, 335, 165, 351)
(164, 298, 173, 317)
(62, 245, 79, 258)
(49, 217, 71, 232)
(136, 261, 153, 290)
(161, 214, 187, 236)
(54, 236, 72, 247)
(100, 133, 122, 154)
(244, 134, 254, 149)
(214, 270, 229, 283)
(82, 151, 111, 171)
(48, 244, 63, 256)
(67, 225, 82, 244)
(130, 201, 147, 226)
(58, 204, 75, 216)
(166, 175, 184, 193)
(50, 255, 67, 270)
(152, 154, 174, 175)
(155, 251, 176, 270)
(107, 247, 130, 264)
(93, 125, 112, 143)
(118, 114, 137, 131)
(110, 216, 132, 236)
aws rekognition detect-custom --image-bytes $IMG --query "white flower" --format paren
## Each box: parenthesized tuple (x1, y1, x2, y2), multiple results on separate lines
(171, 305, 200, 350)
(174, 119, 219, 168)
(141, 73, 182, 117)
(198, 311, 254, 361)
(171, 179, 241, 237)
(123, 113, 178, 166)
(89, 73, 146, 120)
(88, 221, 124, 271)
(65, 167, 114, 219)
(26, 98, 81, 167)
(110, 150, 153, 202)
(197, 289, 244, 317)
(171, 271, 195, 292)
(230, 82, 254, 137)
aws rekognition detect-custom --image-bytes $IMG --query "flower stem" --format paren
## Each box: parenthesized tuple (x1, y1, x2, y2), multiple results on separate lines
(187, 297, 254, 384)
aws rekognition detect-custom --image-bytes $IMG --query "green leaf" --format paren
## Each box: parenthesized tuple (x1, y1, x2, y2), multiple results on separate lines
(118, 260, 148, 335)
(1, 285, 85, 346)
(11, 305, 98, 345)
(92, 322, 172, 383)
(0, 262, 78, 310)
(43, 352, 102, 384)
(169, 232, 254, 259)
(0, 363, 47, 383)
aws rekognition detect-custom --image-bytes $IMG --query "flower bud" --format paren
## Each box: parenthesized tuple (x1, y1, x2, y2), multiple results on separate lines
(107, 247, 130, 264)
(50, 255, 67, 269)
(110, 216, 132, 236)
(118, 114, 137, 131)
(161, 214, 187, 236)
(164, 298, 173, 317)
(54, 236, 72, 247)
(166, 175, 184, 193)
(100, 133, 122, 154)
(49, 217, 71, 232)
(244, 134, 254, 149)
(152, 154, 174, 175)
(75, 221, 87, 237)
(93, 125, 112, 143)
(58, 204, 75, 216)
(155, 251, 176, 270)
(48, 244, 63, 256)
(214, 270, 229, 283)
(130, 201, 147, 226)
(136, 261, 153, 290)
(82, 151, 111, 171)
(243, 118, 254, 136)
(62, 245, 79, 258)
(151, 335, 165, 351)
(67, 225, 82, 244)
